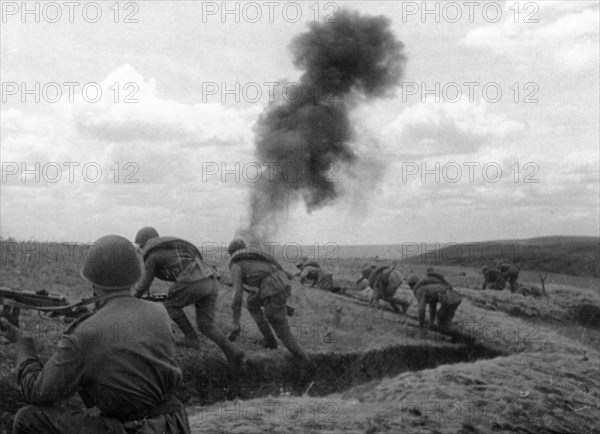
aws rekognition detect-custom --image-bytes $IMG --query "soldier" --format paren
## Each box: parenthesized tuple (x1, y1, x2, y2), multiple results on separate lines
(496, 260, 520, 293)
(481, 265, 506, 290)
(228, 239, 316, 374)
(407, 274, 462, 332)
(133, 227, 244, 366)
(0, 234, 190, 433)
(297, 257, 333, 291)
(426, 267, 451, 286)
(368, 265, 409, 314)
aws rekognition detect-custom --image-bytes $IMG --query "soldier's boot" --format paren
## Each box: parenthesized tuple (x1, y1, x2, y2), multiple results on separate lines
(170, 313, 200, 349)
(197, 320, 245, 367)
(247, 308, 278, 349)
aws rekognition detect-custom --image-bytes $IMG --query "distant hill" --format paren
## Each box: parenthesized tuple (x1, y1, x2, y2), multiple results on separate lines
(404, 236, 600, 278)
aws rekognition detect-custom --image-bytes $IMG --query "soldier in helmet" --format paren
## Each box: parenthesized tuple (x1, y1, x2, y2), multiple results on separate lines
(481, 265, 506, 290)
(496, 260, 520, 293)
(1, 235, 190, 433)
(407, 274, 462, 332)
(132, 227, 244, 366)
(368, 265, 409, 314)
(425, 266, 451, 286)
(297, 257, 334, 291)
(227, 238, 316, 375)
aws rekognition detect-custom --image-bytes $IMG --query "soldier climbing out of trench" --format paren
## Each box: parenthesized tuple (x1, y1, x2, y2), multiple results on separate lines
(227, 238, 317, 377)
(132, 227, 244, 368)
(0, 235, 191, 434)
(407, 274, 462, 333)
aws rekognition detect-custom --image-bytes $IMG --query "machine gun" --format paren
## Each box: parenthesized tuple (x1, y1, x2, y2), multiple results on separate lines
(0, 287, 122, 332)
(0, 287, 74, 328)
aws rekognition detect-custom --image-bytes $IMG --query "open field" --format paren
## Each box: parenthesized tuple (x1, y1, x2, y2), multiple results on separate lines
(1, 239, 599, 433)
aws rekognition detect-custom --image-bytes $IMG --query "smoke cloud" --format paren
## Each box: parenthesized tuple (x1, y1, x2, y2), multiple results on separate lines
(239, 10, 407, 242)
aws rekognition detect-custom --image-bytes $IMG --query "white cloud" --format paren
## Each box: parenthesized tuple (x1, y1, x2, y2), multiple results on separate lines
(379, 99, 525, 157)
(462, 4, 600, 72)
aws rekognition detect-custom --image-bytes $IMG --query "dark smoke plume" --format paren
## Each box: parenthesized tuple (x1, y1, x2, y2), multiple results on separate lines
(239, 10, 406, 241)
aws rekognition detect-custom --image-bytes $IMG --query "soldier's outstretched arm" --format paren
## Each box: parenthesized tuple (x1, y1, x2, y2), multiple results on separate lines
(132, 255, 157, 298)
(230, 264, 244, 332)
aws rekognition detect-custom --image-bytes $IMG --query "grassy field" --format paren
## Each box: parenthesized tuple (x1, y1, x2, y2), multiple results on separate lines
(1, 239, 599, 433)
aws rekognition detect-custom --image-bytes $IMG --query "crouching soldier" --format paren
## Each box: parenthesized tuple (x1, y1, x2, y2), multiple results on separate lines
(1, 235, 190, 434)
(481, 265, 506, 290)
(368, 266, 409, 315)
(133, 227, 244, 366)
(297, 257, 334, 291)
(497, 261, 520, 293)
(228, 239, 316, 375)
(407, 274, 462, 332)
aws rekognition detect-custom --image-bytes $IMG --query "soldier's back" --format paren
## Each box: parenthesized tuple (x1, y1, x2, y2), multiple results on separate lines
(71, 296, 182, 419)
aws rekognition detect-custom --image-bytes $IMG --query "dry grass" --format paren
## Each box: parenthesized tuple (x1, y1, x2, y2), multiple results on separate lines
(1, 240, 599, 433)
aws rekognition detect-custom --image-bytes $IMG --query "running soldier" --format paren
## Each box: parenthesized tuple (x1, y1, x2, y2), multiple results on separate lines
(133, 227, 244, 366)
(228, 239, 316, 374)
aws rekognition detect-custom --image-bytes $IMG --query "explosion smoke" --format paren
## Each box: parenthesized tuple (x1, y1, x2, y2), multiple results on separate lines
(239, 10, 406, 242)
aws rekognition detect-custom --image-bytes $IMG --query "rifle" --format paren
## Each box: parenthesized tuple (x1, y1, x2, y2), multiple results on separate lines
(141, 293, 168, 303)
(0, 287, 118, 330)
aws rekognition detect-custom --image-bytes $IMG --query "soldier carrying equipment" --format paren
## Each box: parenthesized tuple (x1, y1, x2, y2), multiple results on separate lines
(227, 239, 316, 376)
(481, 265, 507, 290)
(297, 258, 334, 291)
(133, 227, 244, 366)
(496, 260, 520, 293)
(368, 266, 409, 314)
(1, 234, 191, 434)
(407, 273, 462, 332)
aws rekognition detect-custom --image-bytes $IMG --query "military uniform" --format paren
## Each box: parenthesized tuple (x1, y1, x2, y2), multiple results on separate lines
(134, 236, 242, 362)
(497, 262, 519, 292)
(368, 266, 408, 314)
(482, 269, 506, 290)
(408, 273, 461, 330)
(230, 247, 312, 364)
(413, 283, 462, 330)
(299, 264, 333, 291)
(13, 295, 189, 434)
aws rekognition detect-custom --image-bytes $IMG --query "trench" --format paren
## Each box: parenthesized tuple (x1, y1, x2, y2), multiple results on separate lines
(176, 340, 502, 406)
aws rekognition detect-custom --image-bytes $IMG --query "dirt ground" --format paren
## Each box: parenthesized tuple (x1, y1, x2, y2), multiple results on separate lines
(1, 253, 599, 433)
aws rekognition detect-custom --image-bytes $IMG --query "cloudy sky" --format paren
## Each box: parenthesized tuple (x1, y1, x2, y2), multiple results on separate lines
(1, 1, 598, 246)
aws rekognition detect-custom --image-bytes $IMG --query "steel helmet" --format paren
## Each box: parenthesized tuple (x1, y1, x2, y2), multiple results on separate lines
(135, 227, 159, 248)
(407, 275, 420, 287)
(81, 235, 142, 290)
(227, 238, 246, 255)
